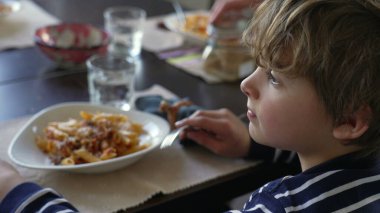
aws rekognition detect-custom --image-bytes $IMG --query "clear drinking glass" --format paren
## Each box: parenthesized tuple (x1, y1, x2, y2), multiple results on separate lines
(87, 54, 135, 111)
(104, 6, 146, 58)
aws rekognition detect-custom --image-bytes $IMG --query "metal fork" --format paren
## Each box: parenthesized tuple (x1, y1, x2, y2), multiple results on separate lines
(160, 125, 187, 149)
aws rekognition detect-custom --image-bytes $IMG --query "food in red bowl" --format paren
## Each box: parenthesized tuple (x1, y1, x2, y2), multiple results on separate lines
(34, 23, 109, 67)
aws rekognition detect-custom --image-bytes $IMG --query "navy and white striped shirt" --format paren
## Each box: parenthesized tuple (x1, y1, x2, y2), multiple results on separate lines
(228, 152, 380, 212)
(0, 182, 78, 213)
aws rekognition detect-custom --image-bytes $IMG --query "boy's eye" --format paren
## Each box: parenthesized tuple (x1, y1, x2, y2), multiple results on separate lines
(266, 70, 279, 85)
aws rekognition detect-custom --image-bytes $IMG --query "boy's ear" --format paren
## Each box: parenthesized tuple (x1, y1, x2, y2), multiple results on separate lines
(333, 105, 372, 141)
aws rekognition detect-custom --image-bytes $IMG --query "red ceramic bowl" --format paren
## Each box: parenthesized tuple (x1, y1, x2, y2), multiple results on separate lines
(34, 23, 109, 67)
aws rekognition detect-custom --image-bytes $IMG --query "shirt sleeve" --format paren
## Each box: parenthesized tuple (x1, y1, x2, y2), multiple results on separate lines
(0, 182, 79, 213)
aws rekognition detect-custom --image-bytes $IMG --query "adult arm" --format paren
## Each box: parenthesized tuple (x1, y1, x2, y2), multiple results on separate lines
(210, 0, 262, 25)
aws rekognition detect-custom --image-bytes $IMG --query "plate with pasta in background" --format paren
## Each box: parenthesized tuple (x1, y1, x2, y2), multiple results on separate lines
(8, 102, 170, 173)
(163, 10, 209, 45)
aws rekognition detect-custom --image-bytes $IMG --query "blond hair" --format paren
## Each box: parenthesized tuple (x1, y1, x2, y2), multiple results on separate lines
(243, 0, 380, 154)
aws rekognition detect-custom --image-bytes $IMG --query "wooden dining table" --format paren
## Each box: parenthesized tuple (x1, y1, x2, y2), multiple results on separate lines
(0, 0, 300, 212)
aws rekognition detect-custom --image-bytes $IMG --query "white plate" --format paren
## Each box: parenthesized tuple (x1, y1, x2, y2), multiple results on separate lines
(8, 102, 170, 173)
(163, 11, 209, 45)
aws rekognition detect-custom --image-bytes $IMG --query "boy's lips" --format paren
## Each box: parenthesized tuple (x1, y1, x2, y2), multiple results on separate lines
(247, 108, 257, 120)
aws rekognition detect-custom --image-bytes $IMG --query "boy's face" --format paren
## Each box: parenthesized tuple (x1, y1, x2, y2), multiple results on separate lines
(241, 67, 334, 153)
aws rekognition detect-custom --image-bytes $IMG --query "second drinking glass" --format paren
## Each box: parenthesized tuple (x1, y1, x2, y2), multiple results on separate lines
(104, 6, 146, 58)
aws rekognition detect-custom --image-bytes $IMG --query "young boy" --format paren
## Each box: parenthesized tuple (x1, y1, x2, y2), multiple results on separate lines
(1, 0, 380, 212)
(177, 0, 380, 212)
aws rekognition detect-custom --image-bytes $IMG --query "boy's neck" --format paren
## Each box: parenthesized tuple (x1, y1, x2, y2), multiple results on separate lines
(298, 145, 362, 171)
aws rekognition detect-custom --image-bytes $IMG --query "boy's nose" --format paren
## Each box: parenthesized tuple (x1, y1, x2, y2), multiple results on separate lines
(240, 68, 260, 100)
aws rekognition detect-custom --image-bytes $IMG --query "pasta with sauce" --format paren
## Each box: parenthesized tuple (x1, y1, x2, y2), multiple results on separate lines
(35, 111, 149, 165)
(182, 14, 209, 39)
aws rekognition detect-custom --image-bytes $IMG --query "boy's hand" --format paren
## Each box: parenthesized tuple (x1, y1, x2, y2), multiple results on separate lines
(0, 159, 25, 201)
(176, 108, 251, 158)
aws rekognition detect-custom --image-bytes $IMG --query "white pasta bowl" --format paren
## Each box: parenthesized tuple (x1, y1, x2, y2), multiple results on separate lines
(8, 102, 170, 173)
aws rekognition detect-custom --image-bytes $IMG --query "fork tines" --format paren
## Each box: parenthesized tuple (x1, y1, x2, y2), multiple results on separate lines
(160, 126, 186, 149)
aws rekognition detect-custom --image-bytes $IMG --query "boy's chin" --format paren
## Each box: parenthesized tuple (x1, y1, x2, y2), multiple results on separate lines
(248, 124, 261, 141)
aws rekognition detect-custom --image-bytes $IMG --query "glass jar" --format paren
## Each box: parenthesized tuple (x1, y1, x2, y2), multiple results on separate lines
(202, 24, 254, 81)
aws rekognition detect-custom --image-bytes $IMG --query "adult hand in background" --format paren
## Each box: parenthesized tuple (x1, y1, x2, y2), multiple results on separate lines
(0, 159, 25, 201)
(176, 108, 251, 158)
(209, 0, 262, 26)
